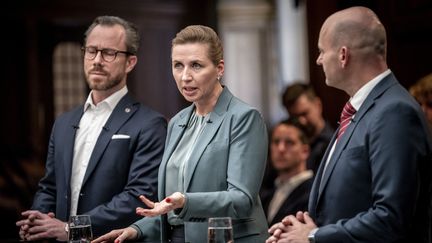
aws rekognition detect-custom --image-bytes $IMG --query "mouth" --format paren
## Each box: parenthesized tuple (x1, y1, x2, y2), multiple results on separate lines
(89, 70, 107, 76)
(182, 86, 198, 98)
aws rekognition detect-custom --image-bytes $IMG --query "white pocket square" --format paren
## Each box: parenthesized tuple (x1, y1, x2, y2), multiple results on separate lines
(111, 134, 130, 139)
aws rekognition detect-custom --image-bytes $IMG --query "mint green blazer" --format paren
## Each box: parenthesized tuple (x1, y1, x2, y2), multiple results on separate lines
(133, 87, 269, 243)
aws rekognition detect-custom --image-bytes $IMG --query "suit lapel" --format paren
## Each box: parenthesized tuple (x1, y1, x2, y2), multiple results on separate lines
(64, 108, 84, 188)
(81, 94, 138, 186)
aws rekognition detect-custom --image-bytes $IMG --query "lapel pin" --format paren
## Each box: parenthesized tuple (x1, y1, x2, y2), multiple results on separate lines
(125, 108, 131, 113)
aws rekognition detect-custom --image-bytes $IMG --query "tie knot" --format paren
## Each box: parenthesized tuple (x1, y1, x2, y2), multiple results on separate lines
(337, 102, 357, 140)
(340, 102, 356, 120)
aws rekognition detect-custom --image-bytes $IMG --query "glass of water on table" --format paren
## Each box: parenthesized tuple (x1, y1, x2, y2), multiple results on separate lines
(207, 217, 233, 243)
(68, 215, 93, 243)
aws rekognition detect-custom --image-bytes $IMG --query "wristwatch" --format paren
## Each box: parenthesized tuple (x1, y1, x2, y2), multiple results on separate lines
(64, 223, 69, 234)
(308, 228, 318, 243)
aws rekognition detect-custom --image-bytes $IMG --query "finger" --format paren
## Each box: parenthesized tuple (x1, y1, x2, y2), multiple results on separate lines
(26, 231, 49, 241)
(303, 212, 316, 226)
(21, 210, 38, 217)
(268, 222, 282, 234)
(139, 195, 155, 208)
(48, 212, 56, 218)
(92, 230, 121, 243)
(273, 228, 283, 238)
(16, 219, 27, 227)
(296, 211, 305, 222)
(28, 211, 46, 222)
(116, 232, 129, 243)
(265, 235, 278, 243)
(282, 215, 299, 226)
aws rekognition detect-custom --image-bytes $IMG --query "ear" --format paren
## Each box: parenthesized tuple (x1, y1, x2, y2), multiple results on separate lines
(339, 46, 349, 68)
(217, 59, 225, 77)
(125, 55, 138, 73)
(301, 144, 310, 161)
(314, 97, 323, 112)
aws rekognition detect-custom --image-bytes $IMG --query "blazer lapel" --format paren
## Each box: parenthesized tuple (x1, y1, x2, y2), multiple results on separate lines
(81, 93, 138, 186)
(184, 87, 232, 191)
(158, 106, 192, 199)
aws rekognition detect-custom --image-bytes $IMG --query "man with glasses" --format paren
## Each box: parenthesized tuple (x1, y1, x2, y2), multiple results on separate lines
(16, 16, 167, 241)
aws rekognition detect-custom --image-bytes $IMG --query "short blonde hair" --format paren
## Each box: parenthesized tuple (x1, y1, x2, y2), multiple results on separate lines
(172, 25, 223, 66)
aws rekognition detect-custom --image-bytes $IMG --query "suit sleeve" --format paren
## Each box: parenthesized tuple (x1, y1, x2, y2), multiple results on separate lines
(31, 123, 58, 213)
(316, 102, 430, 243)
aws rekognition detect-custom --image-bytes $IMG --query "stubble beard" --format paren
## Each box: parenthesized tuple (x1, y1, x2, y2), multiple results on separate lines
(86, 72, 123, 91)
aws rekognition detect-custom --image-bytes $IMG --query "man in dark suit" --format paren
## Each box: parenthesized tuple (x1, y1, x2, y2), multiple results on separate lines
(261, 118, 313, 227)
(16, 16, 167, 241)
(282, 83, 334, 174)
(267, 6, 432, 243)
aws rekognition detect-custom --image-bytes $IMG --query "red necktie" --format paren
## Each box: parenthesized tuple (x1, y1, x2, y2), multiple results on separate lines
(337, 102, 356, 140)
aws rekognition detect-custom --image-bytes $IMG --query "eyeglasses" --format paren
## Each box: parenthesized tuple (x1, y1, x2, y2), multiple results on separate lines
(81, 46, 133, 62)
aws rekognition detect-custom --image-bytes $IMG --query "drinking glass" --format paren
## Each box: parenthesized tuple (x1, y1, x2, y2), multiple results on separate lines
(68, 215, 93, 243)
(207, 217, 234, 243)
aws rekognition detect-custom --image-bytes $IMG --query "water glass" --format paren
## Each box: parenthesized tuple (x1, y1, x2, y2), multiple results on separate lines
(68, 215, 93, 243)
(207, 217, 234, 243)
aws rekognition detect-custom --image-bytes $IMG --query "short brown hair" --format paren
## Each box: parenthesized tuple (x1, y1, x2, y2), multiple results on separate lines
(282, 83, 317, 109)
(84, 16, 140, 55)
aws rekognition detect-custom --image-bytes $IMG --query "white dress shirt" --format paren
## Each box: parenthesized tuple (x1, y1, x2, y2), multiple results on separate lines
(267, 170, 313, 223)
(69, 86, 127, 216)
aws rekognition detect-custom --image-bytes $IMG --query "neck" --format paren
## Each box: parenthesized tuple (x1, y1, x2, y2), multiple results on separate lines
(195, 84, 223, 115)
(92, 84, 125, 105)
(277, 166, 305, 182)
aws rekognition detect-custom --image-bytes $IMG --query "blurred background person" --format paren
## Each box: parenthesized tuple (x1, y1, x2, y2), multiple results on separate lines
(93, 25, 269, 243)
(410, 73, 432, 131)
(15, 16, 167, 241)
(260, 117, 313, 227)
(282, 83, 334, 174)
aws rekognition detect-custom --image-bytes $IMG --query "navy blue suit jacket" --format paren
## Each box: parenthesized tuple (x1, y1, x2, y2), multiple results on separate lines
(261, 177, 313, 226)
(31, 93, 167, 237)
(309, 73, 432, 243)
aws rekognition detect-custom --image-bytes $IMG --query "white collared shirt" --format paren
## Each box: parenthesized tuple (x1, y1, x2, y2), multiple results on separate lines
(70, 86, 128, 216)
(322, 69, 391, 176)
(267, 170, 313, 223)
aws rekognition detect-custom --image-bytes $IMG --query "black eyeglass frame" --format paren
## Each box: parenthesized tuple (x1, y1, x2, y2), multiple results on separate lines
(81, 46, 134, 62)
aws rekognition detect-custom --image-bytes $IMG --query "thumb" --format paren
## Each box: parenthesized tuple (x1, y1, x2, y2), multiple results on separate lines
(303, 212, 316, 226)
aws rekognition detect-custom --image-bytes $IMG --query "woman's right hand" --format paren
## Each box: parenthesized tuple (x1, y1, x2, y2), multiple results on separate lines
(91, 227, 138, 243)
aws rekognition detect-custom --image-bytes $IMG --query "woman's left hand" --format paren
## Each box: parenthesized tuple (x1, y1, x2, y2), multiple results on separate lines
(136, 192, 186, 217)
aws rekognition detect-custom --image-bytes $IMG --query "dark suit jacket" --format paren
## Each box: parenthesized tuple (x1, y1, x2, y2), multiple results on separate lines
(307, 122, 334, 174)
(309, 73, 432, 243)
(31, 92, 167, 237)
(261, 177, 313, 226)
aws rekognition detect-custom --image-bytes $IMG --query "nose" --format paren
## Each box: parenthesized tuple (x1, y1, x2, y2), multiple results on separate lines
(93, 50, 103, 63)
(298, 116, 307, 126)
(316, 54, 322, 66)
(277, 142, 286, 151)
(181, 67, 192, 81)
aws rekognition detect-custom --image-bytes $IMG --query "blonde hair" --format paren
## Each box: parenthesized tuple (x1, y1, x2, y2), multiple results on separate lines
(172, 25, 223, 65)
